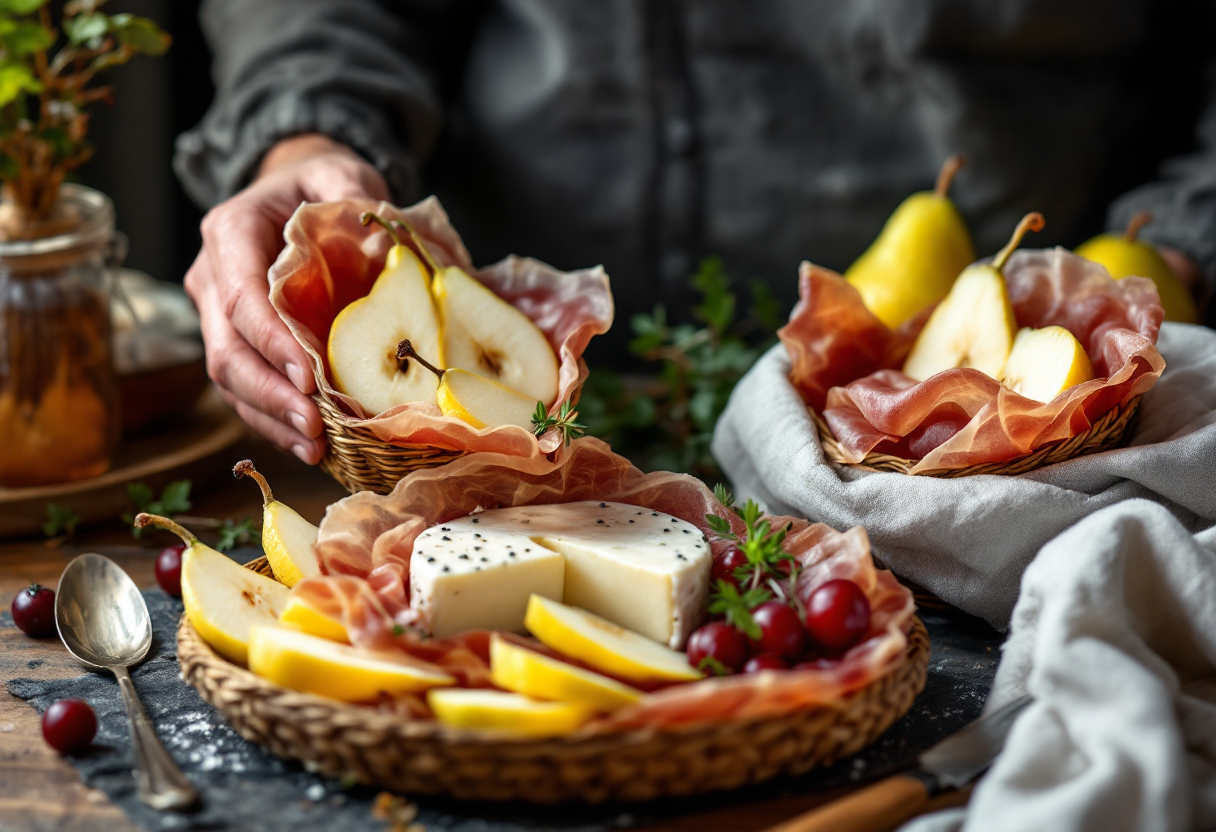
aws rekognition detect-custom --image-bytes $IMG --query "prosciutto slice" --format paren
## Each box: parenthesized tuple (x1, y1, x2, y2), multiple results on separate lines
(780, 248, 1165, 472)
(268, 196, 614, 456)
(291, 438, 916, 728)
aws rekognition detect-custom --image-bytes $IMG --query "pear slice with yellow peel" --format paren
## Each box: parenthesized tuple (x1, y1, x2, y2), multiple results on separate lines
(523, 595, 701, 683)
(433, 265, 559, 405)
(326, 213, 442, 414)
(398, 340, 537, 430)
(135, 513, 289, 667)
(248, 625, 453, 702)
(427, 688, 594, 736)
(904, 213, 1043, 383)
(279, 595, 348, 643)
(233, 460, 319, 587)
(490, 634, 642, 712)
(1001, 326, 1096, 403)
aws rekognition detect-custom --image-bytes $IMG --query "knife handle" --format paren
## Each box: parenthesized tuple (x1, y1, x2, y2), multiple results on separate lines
(763, 774, 930, 832)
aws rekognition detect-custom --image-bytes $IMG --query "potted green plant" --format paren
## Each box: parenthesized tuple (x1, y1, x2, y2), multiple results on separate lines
(0, 0, 167, 488)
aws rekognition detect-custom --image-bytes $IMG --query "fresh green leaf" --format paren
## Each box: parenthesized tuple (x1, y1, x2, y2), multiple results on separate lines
(0, 61, 39, 106)
(63, 12, 107, 46)
(215, 516, 257, 552)
(158, 480, 192, 516)
(0, 0, 48, 15)
(42, 503, 80, 538)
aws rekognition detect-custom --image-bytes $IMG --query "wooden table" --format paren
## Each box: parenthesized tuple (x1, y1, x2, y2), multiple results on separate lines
(0, 435, 966, 832)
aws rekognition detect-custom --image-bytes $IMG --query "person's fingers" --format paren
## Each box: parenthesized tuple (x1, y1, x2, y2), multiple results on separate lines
(196, 281, 323, 439)
(200, 199, 317, 394)
(218, 387, 325, 465)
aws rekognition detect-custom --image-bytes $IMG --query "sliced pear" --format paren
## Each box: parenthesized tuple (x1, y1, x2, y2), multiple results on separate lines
(524, 595, 701, 683)
(279, 595, 349, 643)
(248, 625, 453, 702)
(135, 513, 289, 667)
(398, 340, 538, 430)
(433, 266, 559, 405)
(1001, 326, 1096, 403)
(427, 688, 593, 736)
(233, 460, 319, 587)
(489, 634, 641, 712)
(327, 215, 442, 414)
(903, 213, 1043, 383)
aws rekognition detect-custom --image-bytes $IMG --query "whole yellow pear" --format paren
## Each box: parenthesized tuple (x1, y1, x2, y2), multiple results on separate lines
(1075, 211, 1198, 324)
(846, 155, 977, 330)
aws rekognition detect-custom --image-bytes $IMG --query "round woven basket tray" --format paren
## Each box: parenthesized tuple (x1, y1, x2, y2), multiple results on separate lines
(811, 395, 1141, 478)
(315, 395, 465, 494)
(178, 557, 930, 803)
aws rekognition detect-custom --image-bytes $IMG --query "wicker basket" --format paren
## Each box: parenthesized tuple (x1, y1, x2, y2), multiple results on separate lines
(811, 395, 1141, 478)
(315, 395, 466, 494)
(178, 557, 930, 803)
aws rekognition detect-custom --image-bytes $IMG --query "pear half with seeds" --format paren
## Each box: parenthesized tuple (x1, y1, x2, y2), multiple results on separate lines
(434, 266, 559, 406)
(398, 339, 537, 430)
(326, 213, 442, 414)
(903, 213, 1043, 383)
(233, 459, 319, 588)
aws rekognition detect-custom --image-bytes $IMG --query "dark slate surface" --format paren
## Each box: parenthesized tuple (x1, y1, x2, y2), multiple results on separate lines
(5, 554, 1000, 832)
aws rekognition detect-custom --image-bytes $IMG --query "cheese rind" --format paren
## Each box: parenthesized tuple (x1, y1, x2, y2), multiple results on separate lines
(408, 501, 711, 648)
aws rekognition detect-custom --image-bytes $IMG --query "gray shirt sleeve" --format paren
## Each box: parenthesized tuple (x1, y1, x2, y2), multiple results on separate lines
(1108, 66, 1216, 314)
(174, 0, 445, 208)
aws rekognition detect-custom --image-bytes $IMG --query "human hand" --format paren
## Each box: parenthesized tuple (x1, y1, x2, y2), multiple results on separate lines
(185, 134, 390, 463)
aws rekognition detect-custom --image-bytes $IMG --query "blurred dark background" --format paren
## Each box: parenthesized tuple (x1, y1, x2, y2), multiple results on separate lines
(76, 0, 211, 284)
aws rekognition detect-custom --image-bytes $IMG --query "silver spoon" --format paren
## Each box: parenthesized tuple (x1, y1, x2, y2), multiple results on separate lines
(55, 553, 198, 811)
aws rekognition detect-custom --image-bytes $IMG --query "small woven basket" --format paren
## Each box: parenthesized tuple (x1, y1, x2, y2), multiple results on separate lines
(315, 395, 466, 494)
(811, 395, 1141, 478)
(179, 557, 929, 803)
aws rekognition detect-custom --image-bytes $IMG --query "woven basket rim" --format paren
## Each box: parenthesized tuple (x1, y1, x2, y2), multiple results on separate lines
(811, 394, 1141, 478)
(182, 558, 929, 747)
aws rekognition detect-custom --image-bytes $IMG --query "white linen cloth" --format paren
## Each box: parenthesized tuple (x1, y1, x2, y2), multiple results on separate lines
(712, 322, 1216, 629)
(901, 500, 1216, 832)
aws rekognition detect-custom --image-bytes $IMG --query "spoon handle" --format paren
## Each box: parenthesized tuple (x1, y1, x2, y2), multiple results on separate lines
(113, 664, 199, 811)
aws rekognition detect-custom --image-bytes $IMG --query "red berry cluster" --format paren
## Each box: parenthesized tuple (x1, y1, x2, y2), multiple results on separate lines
(688, 546, 872, 675)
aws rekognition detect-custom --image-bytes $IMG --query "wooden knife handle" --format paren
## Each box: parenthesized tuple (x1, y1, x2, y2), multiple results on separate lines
(762, 774, 930, 832)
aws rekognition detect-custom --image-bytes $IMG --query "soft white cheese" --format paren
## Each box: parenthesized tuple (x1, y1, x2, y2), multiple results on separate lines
(408, 502, 711, 647)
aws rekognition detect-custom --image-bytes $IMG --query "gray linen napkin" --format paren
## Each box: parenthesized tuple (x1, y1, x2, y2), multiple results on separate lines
(712, 322, 1216, 629)
(900, 499, 1216, 832)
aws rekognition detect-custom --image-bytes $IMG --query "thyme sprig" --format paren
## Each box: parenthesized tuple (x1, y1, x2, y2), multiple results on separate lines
(532, 400, 586, 447)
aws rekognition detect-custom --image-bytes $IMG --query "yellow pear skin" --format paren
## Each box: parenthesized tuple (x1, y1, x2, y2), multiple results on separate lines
(846, 155, 977, 330)
(1075, 211, 1199, 324)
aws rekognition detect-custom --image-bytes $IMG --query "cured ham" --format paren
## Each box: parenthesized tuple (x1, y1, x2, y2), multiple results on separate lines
(780, 249, 1164, 472)
(292, 438, 916, 727)
(268, 196, 614, 455)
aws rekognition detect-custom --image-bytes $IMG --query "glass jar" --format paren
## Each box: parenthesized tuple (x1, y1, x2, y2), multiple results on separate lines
(0, 184, 120, 487)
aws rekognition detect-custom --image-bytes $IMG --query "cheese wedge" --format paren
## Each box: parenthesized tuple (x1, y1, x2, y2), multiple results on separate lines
(408, 502, 712, 647)
(427, 688, 593, 736)
(489, 633, 642, 711)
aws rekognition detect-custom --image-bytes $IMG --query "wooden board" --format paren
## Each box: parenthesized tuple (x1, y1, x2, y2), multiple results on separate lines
(0, 386, 245, 538)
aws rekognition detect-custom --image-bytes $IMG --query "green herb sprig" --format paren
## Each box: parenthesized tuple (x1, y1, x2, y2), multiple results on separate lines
(532, 400, 586, 447)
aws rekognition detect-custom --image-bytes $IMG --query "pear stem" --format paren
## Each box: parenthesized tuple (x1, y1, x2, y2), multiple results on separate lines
(391, 220, 444, 275)
(233, 459, 273, 508)
(360, 212, 405, 247)
(1125, 210, 1152, 242)
(934, 154, 967, 198)
(992, 212, 1045, 272)
(397, 339, 444, 380)
(133, 512, 198, 546)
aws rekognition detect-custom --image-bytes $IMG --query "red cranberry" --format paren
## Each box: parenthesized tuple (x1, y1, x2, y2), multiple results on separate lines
(42, 698, 97, 754)
(155, 544, 185, 597)
(743, 653, 790, 673)
(749, 601, 805, 658)
(11, 583, 56, 638)
(687, 621, 749, 673)
(711, 546, 749, 587)
(804, 579, 871, 650)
